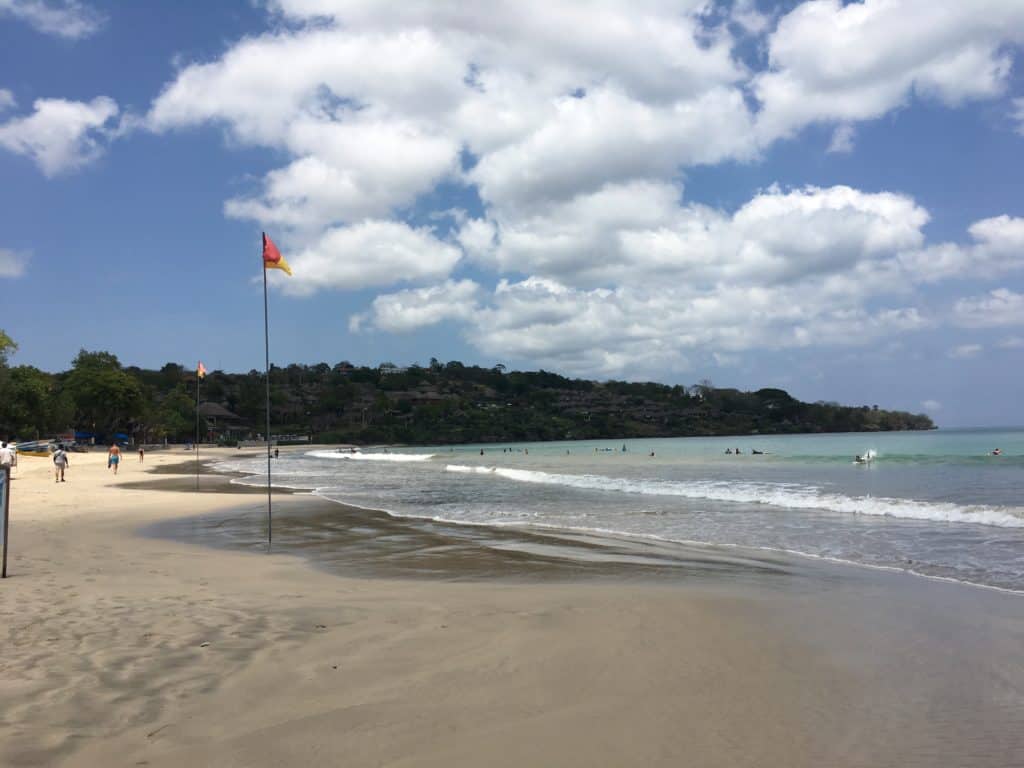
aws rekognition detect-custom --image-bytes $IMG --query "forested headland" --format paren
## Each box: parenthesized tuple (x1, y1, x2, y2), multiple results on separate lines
(0, 333, 934, 445)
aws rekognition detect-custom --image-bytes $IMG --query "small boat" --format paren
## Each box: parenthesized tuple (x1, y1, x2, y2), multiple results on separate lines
(14, 440, 54, 458)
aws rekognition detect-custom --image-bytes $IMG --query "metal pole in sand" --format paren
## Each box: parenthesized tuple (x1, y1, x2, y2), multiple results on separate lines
(195, 370, 201, 492)
(1, 465, 10, 578)
(263, 257, 272, 552)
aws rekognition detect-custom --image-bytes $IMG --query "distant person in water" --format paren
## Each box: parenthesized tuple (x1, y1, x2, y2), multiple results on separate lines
(725, 448, 732, 455)
(735, 448, 742, 455)
(992, 448, 1002, 456)
(108, 444, 122, 474)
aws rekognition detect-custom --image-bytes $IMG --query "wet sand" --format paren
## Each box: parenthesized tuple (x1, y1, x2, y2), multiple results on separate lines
(1, 448, 1022, 766)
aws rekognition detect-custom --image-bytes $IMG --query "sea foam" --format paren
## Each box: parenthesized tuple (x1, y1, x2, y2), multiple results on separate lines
(307, 450, 435, 462)
(444, 465, 1024, 528)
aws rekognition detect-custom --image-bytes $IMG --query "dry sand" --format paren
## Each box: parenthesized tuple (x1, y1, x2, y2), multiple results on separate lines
(1, 448, 1022, 767)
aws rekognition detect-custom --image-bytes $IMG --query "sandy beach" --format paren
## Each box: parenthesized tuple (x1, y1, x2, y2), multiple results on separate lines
(1, 448, 1022, 767)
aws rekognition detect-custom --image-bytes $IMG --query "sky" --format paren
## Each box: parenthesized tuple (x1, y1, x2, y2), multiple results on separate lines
(1, 0, 1022, 427)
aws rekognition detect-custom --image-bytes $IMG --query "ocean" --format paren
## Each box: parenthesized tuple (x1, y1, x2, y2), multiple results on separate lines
(211, 428, 1024, 592)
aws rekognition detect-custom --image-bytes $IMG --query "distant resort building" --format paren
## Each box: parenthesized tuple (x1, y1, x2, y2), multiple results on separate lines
(197, 402, 248, 441)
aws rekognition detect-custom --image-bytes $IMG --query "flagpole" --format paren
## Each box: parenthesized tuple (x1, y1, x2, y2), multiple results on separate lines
(263, 256, 272, 552)
(195, 370, 200, 492)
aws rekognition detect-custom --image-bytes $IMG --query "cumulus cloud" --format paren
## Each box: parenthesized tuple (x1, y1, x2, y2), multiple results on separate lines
(148, 2, 752, 228)
(754, 0, 1024, 142)
(455, 276, 928, 378)
(921, 399, 942, 412)
(0, 248, 28, 278)
(0, 96, 118, 176)
(282, 220, 462, 295)
(953, 288, 1024, 328)
(463, 183, 930, 288)
(468, 86, 756, 211)
(351, 279, 481, 332)
(138, 1, 1024, 377)
(899, 216, 1024, 282)
(0, 89, 14, 113)
(0, 0, 103, 38)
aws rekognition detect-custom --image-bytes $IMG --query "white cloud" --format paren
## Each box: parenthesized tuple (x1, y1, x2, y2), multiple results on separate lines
(948, 343, 983, 359)
(899, 216, 1024, 282)
(0, 89, 15, 113)
(464, 182, 930, 288)
(731, 0, 772, 36)
(0, 0, 103, 38)
(921, 399, 942, 412)
(351, 279, 481, 332)
(0, 248, 28, 278)
(827, 123, 855, 153)
(149, 3, 752, 228)
(224, 115, 460, 232)
(139, 1, 1024, 377)
(0, 96, 118, 176)
(459, 277, 928, 379)
(754, 0, 1024, 143)
(283, 220, 462, 295)
(953, 289, 1024, 328)
(468, 85, 756, 211)
(998, 336, 1024, 349)
(1013, 98, 1024, 135)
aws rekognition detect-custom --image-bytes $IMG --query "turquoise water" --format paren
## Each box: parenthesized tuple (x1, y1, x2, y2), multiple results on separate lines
(216, 429, 1024, 591)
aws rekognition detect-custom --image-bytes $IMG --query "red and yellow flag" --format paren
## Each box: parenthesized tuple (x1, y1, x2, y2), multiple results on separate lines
(262, 232, 292, 276)
(197, 361, 207, 379)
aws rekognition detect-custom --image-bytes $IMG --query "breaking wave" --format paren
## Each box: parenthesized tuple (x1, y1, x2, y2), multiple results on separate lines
(444, 465, 1024, 528)
(307, 450, 435, 462)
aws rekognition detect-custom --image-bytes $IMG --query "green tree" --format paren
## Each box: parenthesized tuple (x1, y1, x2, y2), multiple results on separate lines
(0, 329, 15, 365)
(1, 366, 61, 437)
(155, 385, 198, 442)
(63, 349, 145, 440)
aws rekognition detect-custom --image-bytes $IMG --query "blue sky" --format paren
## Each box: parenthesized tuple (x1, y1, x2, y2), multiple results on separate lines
(1, 0, 1023, 427)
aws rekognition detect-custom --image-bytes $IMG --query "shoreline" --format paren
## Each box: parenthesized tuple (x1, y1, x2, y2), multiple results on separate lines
(157, 454, 1024, 595)
(1, 449, 1022, 766)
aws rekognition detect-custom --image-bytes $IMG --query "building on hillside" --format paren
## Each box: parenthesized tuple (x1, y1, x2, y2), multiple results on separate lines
(197, 402, 249, 441)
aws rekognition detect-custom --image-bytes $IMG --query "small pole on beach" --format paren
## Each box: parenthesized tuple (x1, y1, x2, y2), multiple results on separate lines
(195, 370, 200, 492)
(1, 465, 10, 578)
(262, 246, 273, 552)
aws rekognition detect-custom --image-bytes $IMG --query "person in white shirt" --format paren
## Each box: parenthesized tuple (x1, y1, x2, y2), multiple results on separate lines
(52, 445, 69, 482)
(0, 442, 13, 471)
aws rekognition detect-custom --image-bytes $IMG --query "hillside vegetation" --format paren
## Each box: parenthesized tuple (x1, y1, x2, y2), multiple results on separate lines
(0, 342, 935, 444)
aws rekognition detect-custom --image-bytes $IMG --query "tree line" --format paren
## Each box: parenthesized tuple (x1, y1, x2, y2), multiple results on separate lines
(0, 334, 935, 445)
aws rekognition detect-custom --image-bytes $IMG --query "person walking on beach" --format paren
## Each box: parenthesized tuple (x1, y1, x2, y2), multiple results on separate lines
(53, 445, 69, 482)
(0, 441, 13, 471)
(108, 443, 122, 474)
(138, 447, 144, 463)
